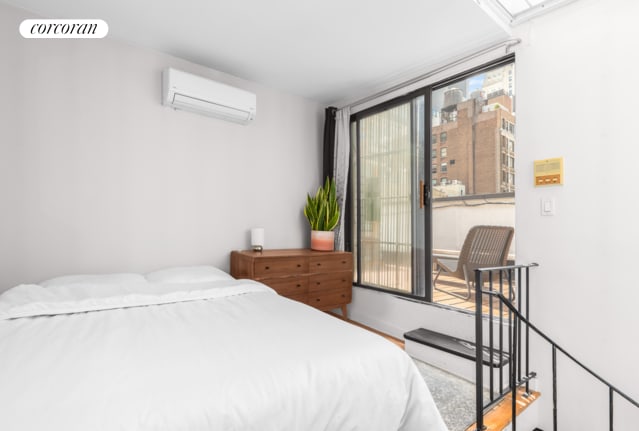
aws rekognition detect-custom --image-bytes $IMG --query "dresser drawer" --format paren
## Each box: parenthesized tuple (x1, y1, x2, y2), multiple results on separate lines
(254, 257, 308, 277)
(309, 253, 353, 273)
(308, 287, 352, 311)
(285, 293, 309, 305)
(308, 271, 352, 293)
(230, 249, 353, 317)
(260, 276, 308, 297)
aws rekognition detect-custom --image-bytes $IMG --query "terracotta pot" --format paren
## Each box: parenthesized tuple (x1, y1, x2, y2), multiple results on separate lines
(310, 230, 335, 251)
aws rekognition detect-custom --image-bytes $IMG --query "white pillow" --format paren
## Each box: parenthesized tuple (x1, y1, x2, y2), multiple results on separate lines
(145, 266, 233, 283)
(41, 273, 146, 288)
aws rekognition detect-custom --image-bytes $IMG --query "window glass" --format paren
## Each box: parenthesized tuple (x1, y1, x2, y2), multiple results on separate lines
(350, 57, 515, 305)
(430, 60, 516, 309)
(350, 100, 426, 294)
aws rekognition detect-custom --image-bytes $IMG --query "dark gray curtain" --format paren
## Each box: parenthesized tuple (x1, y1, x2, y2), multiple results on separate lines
(322, 106, 337, 182)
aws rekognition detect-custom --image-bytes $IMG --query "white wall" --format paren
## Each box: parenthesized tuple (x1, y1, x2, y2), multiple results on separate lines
(514, 0, 639, 428)
(351, 0, 639, 428)
(0, 3, 324, 291)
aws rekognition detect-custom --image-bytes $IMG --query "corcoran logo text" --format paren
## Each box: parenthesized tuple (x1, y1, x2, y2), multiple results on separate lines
(20, 19, 108, 39)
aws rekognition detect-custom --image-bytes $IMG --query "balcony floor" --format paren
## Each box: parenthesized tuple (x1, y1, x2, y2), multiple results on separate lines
(359, 264, 515, 317)
(433, 274, 514, 318)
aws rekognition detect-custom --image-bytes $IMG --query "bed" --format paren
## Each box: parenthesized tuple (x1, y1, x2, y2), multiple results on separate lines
(0, 266, 447, 431)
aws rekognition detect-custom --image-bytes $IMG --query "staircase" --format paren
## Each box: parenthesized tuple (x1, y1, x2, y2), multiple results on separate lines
(405, 263, 639, 431)
(405, 327, 539, 431)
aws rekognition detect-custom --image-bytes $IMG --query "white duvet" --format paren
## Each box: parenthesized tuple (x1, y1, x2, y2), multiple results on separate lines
(0, 279, 447, 431)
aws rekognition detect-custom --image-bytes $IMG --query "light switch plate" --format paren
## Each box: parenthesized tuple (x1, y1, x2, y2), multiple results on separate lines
(540, 198, 555, 216)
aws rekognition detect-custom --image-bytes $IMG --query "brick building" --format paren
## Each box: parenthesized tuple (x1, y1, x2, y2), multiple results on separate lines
(432, 90, 515, 196)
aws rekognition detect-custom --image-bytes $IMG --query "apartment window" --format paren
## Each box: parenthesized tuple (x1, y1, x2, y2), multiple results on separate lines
(502, 120, 515, 135)
(350, 55, 515, 302)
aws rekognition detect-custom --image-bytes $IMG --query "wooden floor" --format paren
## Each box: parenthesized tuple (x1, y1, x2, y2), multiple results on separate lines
(329, 312, 405, 349)
(465, 388, 541, 431)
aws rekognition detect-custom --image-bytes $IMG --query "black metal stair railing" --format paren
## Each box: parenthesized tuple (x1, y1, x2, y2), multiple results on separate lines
(472, 263, 639, 431)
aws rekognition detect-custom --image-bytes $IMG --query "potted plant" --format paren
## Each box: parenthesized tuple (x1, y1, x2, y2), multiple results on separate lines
(304, 177, 340, 251)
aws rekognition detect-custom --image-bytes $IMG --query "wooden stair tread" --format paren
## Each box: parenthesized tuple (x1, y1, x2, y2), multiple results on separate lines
(465, 388, 541, 431)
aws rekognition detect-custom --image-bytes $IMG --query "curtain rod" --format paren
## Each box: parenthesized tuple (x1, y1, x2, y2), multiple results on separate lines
(340, 38, 521, 110)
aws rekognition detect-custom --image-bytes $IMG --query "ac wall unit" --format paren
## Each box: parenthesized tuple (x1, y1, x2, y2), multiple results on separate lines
(162, 68, 256, 125)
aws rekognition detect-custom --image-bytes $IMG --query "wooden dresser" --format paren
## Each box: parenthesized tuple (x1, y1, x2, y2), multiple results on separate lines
(230, 249, 353, 317)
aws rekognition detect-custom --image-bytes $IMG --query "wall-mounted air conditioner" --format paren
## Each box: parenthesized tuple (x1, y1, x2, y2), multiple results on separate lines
(162, 68, 256, 125)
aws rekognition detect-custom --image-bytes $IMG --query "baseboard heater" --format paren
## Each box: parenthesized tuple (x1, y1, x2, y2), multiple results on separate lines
(404, 328, 509, 368)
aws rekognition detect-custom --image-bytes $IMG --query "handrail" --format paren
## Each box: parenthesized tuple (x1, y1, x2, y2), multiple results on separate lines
(472, 264, 639, 431)
(481, 288, 639, 410)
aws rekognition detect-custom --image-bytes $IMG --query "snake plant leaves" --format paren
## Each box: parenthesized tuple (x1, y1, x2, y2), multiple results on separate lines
(304, 177, 340, 231)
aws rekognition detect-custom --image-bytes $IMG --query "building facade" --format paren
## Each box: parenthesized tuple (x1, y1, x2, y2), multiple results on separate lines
(432, 90, 515, 196)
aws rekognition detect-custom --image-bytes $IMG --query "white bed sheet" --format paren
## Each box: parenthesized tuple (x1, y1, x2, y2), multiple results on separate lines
(0, 278, 447, 431)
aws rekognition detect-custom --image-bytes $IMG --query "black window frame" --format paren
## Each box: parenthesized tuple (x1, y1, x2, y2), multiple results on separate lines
(346, 53, 515, 303)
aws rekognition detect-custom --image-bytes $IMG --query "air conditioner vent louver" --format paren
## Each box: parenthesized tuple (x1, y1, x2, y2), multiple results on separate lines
(162, 68, 256, 125)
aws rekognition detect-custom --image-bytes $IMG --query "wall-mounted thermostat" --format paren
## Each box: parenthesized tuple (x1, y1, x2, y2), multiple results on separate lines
(534, 157, 563, 186)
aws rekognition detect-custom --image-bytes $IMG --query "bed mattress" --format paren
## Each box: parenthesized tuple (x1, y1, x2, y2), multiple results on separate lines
(0, 273, 447, 431)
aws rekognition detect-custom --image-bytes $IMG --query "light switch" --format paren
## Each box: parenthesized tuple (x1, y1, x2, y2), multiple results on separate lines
(541, 198, 555, 216)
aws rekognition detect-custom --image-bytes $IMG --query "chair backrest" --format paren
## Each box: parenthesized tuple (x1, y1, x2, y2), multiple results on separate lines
(458, 225, 514, 275)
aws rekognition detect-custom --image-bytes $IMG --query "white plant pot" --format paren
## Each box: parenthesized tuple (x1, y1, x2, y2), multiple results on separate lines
(310, 230, 335, 251)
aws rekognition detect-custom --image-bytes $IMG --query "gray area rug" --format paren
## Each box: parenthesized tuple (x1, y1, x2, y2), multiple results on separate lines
(412, 358, 483, 431)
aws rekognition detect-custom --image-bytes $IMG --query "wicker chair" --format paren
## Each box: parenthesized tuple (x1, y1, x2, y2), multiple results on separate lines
(432, 225, 514, 300)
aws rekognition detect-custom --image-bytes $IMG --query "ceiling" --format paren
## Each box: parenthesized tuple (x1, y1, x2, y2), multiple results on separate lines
(3, 0, 572, 105)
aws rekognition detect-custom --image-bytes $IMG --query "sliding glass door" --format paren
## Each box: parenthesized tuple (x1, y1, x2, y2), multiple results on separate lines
(350, 56, 515, 308)
(351, 96, 429, 298)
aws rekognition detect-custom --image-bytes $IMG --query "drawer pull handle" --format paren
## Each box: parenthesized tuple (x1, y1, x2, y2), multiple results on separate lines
(316, 298, 321, 302)
(265, 266, 270, 270)
(316, 282, 321, 285)
(297, 264, 301, 267)
(296, 284, 301, 288)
